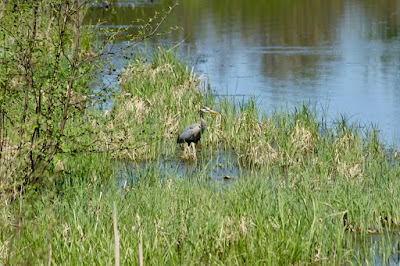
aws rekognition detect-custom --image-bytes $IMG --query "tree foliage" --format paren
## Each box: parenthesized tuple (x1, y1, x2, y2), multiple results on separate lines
(0, 0, 177, 200)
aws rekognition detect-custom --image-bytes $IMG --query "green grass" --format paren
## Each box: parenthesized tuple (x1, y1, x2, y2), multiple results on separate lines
(2, 49, 400, 264)
(3, 152, 400, 264)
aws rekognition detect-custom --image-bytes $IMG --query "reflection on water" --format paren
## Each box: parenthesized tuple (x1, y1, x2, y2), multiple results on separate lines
(350, 233, 400, 265)
(85, 0, 400, 143)
(115, 148, 241, 188)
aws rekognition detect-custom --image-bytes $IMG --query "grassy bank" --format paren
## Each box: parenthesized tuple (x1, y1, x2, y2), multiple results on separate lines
(2, 49, 400, 264)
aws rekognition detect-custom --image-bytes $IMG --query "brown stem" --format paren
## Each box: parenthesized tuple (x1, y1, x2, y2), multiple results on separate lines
(46, 4, 72, 137)
(60, 0, 80, 137)
(37, 0, 81, 179)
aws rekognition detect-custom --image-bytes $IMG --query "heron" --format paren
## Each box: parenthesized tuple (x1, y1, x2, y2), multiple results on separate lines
(177, 107, 220, 145)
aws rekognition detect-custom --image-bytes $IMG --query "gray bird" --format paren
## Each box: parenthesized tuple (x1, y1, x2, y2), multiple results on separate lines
(177, 107, 220, 145)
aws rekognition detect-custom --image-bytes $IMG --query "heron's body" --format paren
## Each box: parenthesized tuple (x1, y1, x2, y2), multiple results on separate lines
(177, 107, 219, 145)
(177, 123, 203, 145)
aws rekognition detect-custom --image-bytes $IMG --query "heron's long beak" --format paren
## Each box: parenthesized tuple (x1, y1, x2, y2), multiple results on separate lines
(209, 110, 220, 115)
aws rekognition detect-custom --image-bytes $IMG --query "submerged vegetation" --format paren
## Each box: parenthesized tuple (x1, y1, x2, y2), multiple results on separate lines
(1, 1, 400, 265)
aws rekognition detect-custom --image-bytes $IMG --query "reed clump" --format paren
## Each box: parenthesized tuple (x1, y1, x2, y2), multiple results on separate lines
(94, 50, 205, 160)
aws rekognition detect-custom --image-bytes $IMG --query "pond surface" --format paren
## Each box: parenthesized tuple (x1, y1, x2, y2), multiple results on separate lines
(115, 148, 241, 189)
(85, 0, 400, 145)
(350, 233, 400, 265)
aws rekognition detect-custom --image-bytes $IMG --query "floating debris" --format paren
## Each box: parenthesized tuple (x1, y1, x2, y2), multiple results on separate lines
(223, 173, 234, 180)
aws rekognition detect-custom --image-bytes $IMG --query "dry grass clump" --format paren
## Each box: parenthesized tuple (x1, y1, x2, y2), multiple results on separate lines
(0, 140, 24, 202)
(232, 112, 315, 169)
(230, 111, 278, 167)
(332, 130, 365, 180)
(216, 215, 256, 252)
(119, 94, 148, 124)
(337, 160, 364, 180)
(277, 120, 318, 169)
(242, 139, 278, 168)
(305, 126, 366, 183)
(289, 120, 315, 155)
(226, 105, 367, 181)
(0, 138, 46, 203)
(0, 140, 20, 168)
(163, 113, 180, 138)
(203, 113, 224, 145)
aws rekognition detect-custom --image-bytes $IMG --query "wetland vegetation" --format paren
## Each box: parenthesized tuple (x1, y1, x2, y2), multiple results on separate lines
(1, 1, 400, 265)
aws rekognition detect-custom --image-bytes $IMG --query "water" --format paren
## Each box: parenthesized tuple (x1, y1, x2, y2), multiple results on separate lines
(115, 148, 241, 187)
(85, 0, 400, 145)
(350, 233, 400, 265)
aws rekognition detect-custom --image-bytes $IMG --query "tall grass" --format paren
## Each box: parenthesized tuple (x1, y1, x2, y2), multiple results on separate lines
(2, 49, 400, 264)
(3, 151, 400, 264)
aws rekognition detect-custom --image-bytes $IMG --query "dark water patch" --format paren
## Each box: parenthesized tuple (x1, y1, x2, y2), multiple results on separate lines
(90, 24, 142, 30)
(115, 148, 242, 189)
(348, 233, 400, 265)
(89, 0, 158, 8)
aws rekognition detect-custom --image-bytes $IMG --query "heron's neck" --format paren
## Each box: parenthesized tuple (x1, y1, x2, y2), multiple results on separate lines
(200, 112, 206, 133)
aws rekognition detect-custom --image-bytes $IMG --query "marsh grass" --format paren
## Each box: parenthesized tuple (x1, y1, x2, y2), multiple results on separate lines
(3, 49, 400, 264)
(4, 152, 400, 264)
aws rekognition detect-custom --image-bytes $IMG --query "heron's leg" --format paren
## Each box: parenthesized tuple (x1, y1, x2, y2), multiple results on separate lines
(190, 142, 197, 160)
(190, 142, 196, 153)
